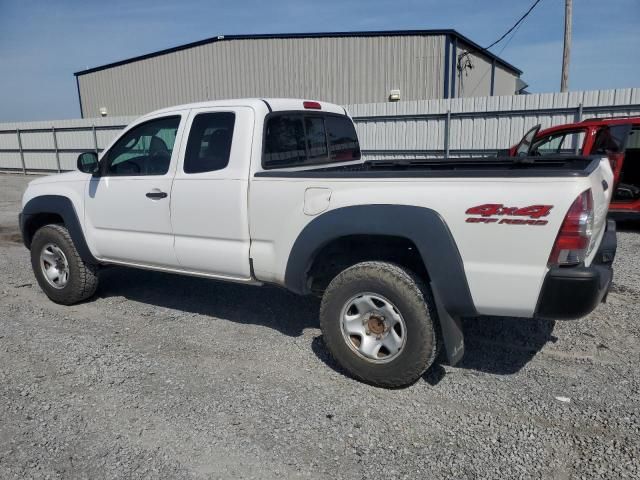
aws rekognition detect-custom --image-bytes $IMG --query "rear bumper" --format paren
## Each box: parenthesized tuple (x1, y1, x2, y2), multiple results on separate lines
(535, 220, 617, 320)
(608, 210, 640, 222)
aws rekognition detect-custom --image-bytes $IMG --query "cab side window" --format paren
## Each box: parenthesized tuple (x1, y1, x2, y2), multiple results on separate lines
(532, 135, 564, 156)
(184, 112, 236, 174)
(592, 125, 631, 154)
(530, 131, 585, 156)
(104, 116, 180, 176)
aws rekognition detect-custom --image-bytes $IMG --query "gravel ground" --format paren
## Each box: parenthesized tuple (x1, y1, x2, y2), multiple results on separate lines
(0, 172, 639, 479)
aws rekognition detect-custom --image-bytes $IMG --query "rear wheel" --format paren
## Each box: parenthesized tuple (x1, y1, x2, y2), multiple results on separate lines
(320, 261, 438, 388)
(30, 224, 98, 305)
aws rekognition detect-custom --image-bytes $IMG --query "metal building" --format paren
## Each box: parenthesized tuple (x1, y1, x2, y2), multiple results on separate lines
(74, 30, 525, 118)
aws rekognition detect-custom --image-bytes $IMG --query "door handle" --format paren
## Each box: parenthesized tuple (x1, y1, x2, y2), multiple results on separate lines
(146, 191, 168, 199)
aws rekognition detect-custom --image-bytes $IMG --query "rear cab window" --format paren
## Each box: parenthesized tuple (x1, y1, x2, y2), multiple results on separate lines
(263, 112, 360, 169)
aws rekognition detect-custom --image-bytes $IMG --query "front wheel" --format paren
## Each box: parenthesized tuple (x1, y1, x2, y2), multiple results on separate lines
(320, 261, 438, 388)
(30, 224, 99, 305)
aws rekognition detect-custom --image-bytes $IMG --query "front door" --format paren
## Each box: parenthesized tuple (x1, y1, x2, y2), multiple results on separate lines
(84, 113, 186, 267)
(591, 124, 633, 187)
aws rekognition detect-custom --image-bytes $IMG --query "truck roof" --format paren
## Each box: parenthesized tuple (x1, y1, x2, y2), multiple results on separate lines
(537, 116, 640, 137)
(580, 116, 640, 125)
(141, 98, 347, 119)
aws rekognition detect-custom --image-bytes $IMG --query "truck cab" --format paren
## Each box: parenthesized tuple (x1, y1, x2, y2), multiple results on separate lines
(510, 117, 640, 219)
(22, 99, 358, 281)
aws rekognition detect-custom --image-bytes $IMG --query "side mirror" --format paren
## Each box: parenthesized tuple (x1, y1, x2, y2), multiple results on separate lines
(77, 152, 99, 174)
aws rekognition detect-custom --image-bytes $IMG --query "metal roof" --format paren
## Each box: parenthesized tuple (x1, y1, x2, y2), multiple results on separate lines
(73, 29, 523, 77)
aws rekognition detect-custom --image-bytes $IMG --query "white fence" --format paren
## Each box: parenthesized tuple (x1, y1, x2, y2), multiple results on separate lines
(0, 116, 135, 173)
(347, 87, 640, 160)
(1, 88, 639, 173)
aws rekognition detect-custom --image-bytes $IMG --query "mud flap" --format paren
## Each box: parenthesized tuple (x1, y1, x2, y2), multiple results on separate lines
(431, 284, 465, 366)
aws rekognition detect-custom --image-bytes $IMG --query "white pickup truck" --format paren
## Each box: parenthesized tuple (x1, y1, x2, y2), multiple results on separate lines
(20, 98, 617, 387)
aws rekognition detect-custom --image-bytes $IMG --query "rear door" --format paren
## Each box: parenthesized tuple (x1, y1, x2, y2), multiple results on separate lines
(170, 106, 254, 279)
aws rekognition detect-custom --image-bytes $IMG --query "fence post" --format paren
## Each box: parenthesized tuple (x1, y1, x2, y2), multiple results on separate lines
(52, 126, 61, 173)
(576, 102, 583, 122)
(16, 129, 26, 174)
(92, 125, 98, 153)
(444, 110, 451, 159)
(574, 103, 583, 154)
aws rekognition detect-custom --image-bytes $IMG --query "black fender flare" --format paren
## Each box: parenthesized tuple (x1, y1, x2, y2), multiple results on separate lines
(285, 204, 473, 365)
(284, 204, 476, 318)
(20, 195, 99, 265)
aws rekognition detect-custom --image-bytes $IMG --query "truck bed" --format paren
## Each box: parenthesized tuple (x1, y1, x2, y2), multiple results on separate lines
(255, 155, 600, 178)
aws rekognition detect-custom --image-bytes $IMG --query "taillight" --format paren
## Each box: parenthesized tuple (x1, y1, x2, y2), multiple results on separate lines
(548, 189, 594, 266)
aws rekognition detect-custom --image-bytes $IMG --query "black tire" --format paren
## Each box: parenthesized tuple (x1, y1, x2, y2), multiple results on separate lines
(320, 261, 438, 388)
(30, 224, 99, 305)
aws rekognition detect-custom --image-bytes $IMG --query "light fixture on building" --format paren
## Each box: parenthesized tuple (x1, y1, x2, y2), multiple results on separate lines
(99, 107, 108, 117)
(388, 89, 401, 102)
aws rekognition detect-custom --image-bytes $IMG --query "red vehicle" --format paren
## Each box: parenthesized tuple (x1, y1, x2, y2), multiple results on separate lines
(510, 117, 640, 219)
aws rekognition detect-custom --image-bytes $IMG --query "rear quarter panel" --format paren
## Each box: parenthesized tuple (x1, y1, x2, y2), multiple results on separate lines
(249, 174, 598, 318)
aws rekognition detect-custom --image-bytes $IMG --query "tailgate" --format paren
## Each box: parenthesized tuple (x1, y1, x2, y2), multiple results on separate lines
(585, 157, 614, 266)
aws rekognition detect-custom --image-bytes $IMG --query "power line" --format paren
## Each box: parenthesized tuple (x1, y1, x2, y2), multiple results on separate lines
(454, 0, 543, 96)
(467, 21, 525, 97)
(485, 0, 543, 50)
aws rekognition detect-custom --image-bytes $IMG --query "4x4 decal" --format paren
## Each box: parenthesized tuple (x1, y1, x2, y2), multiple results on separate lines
(465, 204, 553, 225)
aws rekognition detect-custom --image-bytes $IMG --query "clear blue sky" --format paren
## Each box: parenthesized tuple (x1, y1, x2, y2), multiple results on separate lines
(0, 0, 638, 121)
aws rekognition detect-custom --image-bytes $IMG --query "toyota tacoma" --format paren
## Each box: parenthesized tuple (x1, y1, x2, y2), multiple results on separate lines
(20, 98, 617, 387)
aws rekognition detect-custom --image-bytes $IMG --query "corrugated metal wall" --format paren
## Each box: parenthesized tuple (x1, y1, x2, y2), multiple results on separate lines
(347, 87, 640, 160)
(2, 88, 638, 173)
(453, 42, 499, 98)
(78, 35, 447, 117)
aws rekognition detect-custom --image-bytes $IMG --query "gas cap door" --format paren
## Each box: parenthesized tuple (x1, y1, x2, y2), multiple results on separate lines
(303, 187, 332, 216)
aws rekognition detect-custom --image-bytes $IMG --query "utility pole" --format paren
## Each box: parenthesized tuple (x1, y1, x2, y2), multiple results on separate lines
(561, 0, 572, 92)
